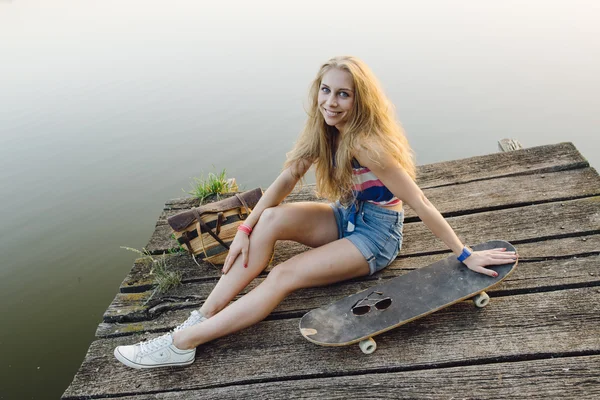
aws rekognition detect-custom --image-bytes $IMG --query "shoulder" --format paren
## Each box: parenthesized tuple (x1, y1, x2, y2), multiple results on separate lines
(353, 142, 398, 174)
(353, 142, 419, 201)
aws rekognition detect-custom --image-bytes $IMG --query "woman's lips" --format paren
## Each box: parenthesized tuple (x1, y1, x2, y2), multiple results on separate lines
(324, 108, 341, 117)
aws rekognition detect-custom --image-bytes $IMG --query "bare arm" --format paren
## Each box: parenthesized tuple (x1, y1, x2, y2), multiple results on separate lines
(242, 159, 312, 229)
(222, 158, 312, 273)
(355, 148, 463, 254)
(355, 147, 517, 276)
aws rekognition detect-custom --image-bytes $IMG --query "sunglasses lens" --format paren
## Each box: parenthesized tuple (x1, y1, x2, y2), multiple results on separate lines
(352, 305, 370, 315)
(375, 298, 392, 310)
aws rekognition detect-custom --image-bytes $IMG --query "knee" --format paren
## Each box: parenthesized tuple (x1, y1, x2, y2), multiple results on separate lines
(202, 296, 229, 316)
(254, 206, 284, 234)
(265, 264, 296, 294)
(258, 206, 277, 223)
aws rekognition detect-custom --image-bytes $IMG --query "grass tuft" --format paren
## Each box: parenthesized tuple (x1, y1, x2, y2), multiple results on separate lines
(185, 168, 238, 204)
(169, 233, 186, 254)
(120, 246, 182, 304)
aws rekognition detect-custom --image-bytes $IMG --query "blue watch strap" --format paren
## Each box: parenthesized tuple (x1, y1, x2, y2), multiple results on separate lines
(457, 246, 472, 263)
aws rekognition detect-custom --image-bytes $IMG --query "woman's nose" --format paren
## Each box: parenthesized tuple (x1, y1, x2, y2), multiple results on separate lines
(326, 95, 337, 107)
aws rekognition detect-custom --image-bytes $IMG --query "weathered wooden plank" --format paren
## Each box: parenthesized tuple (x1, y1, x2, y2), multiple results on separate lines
(106, 355, 600, 399)
(510, 234, 600, 260)
(120, 241, 310, 293)
(410, 166, 600, 217)
(99, 249, 600, 337)
(122, 234, 600, 295)
(401, 196, 600, 256)
(146, 167, 600, 254)
(416, 141, 587, 188)
(399, 167, 600, 223)
(63, 287, 600, 398)
(104, 275, 377, 325)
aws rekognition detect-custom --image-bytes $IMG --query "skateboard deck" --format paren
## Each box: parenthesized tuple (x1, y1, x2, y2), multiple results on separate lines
(299, 240, 517, 353)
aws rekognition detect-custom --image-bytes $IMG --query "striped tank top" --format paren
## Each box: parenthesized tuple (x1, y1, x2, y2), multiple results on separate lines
(343, 158, 401, 232)
(351, 158, 401, 207)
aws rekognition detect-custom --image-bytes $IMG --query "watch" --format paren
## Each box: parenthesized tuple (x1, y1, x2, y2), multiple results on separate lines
(457, 246, 473, 263)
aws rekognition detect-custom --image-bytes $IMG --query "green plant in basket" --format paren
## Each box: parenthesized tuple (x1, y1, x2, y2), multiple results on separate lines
(185, 168, 238, 204)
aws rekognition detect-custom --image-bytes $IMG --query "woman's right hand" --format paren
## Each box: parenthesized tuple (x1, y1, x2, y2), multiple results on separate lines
(222, 230, 250, 274)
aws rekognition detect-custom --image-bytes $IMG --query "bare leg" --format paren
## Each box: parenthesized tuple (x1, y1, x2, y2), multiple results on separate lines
(174, 238, 369, 349)
(199, 202, 340, 318)
(112, 203, 350, 369)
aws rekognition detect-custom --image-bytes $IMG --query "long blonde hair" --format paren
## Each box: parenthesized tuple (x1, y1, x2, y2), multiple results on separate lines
(285, 56, 416, 205)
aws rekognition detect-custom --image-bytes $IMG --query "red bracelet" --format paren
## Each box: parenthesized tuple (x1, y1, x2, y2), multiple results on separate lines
(237, 224, 252, 235)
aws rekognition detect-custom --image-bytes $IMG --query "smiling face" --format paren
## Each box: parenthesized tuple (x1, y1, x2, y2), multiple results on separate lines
(318, 68, 355, 134)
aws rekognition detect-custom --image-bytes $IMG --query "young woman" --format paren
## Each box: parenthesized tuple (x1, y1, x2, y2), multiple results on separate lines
(114, 56, 518, 369)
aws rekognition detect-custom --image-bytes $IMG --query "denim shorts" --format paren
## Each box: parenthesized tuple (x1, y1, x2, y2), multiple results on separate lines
(329, 200, 404, 275)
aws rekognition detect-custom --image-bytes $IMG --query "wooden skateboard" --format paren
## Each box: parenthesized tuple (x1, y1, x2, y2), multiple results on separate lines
(299, 240, 518, 354)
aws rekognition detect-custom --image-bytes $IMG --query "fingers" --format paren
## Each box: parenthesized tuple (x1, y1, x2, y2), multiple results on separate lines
(467, 248, 518, 277)
(242, 248, 249, 269)
(222, 248, 240, 274)
(487, 248, 516, 255)
(484, 249, 518, 261)
(491, 253, 518, 263)
(473, 266, 499, 278)
(488, 258, 515, 266)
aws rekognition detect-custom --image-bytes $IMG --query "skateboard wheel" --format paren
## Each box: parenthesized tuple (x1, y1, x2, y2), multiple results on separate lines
(359, 338, 377, 354)
(474, 292, 490, 308)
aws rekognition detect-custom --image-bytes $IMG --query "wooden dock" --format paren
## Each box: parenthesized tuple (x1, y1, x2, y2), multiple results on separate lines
(63, 142, 600, 399)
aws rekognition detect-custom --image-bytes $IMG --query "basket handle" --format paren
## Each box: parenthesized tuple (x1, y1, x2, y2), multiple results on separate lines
(192, 208, 231, 251)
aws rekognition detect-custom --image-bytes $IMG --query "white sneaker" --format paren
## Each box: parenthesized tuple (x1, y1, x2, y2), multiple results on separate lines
(114, 310, 207, 369)
(173, 310, 207, 332)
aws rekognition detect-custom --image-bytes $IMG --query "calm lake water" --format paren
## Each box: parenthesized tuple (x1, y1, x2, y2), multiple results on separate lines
(1, 0, 599, 398)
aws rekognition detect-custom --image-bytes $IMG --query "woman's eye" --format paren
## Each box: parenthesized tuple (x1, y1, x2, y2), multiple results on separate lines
(339, 92, 349, 98)
(321, 87, 330, 93)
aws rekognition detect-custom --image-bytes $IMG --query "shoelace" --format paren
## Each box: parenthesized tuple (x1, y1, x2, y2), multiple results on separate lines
(138, 311, 205, 355)
(138, 333, 172, 355)
(139, 310, 206, 355)
(174, 310, 205, 333)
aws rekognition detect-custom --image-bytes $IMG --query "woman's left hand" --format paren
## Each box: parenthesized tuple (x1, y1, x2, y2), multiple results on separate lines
(462, 248, 518, 277)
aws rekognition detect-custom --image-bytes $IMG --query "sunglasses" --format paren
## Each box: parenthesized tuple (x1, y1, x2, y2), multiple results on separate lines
(351, 291, 392, 316)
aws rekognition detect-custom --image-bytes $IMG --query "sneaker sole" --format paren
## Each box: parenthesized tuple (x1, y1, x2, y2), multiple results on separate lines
(114, 347, 195, 369)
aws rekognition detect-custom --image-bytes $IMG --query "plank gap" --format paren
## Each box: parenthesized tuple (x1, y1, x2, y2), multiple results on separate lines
(395, 230, 600, 261)
(522, 252, 600, 262)
(487, 280, 600, 298)
(508, 231, 600, 247)
(121, 235, 600, 296)
(403, 193, 600, 223)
